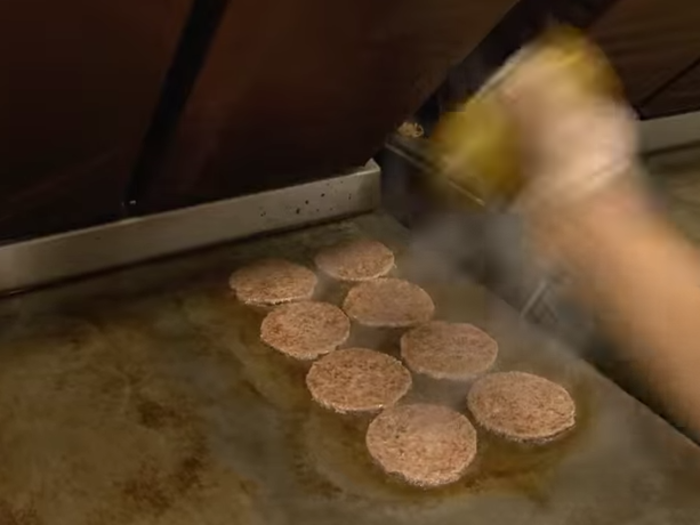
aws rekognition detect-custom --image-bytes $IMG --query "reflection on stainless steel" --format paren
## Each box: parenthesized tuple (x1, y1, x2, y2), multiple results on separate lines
(0, 162, 380, 293)
(0, 213, 698, 524)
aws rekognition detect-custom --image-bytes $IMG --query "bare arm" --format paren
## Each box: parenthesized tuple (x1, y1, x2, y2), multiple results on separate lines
(539, 178, 700, 436)
(497, 52, 700, 437)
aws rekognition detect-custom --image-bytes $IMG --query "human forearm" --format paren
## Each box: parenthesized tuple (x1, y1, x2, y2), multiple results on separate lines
(487, 40, 700, 436)
(543, 179, 700, 435)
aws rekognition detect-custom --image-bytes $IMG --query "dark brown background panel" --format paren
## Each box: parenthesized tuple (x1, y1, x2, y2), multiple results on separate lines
(0, 0, 193, 241)
(137, 0, 518, 212)
(428, 0, 618, 115)
(642, 60, 700, 118)
(588, 0, 700, 106)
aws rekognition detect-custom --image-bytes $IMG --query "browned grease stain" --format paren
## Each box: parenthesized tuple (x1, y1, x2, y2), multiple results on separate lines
(120, 445, 206, 516)
(72, 313, 215, 521)
(0, 500, 42, 525)
(119, 407, 208, 517)
(121, 464, 171, 515)
(135, 396, 186, 429)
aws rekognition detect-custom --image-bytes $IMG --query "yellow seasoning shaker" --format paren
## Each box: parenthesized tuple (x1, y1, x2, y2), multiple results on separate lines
(429, 25, 622, 207)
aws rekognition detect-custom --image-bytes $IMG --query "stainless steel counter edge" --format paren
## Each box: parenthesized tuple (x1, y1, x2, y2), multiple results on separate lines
(0, 162, 381, 293)
(641, 110, 700, 153)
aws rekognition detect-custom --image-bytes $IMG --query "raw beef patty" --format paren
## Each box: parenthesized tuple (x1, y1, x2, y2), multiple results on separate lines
(401, 321, 498, 381)
(260, 301, 350, 360)
(342, 278, 434, 328)
(229, 259, 317, 306)
(467, 371, 576, 443)
(315, 239, 394, 281)
(306, 348, 412, 414)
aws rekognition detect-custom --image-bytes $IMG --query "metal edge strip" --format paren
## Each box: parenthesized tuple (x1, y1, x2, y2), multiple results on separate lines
(0, 162, 381, 293)
(640, 111, 700, 154)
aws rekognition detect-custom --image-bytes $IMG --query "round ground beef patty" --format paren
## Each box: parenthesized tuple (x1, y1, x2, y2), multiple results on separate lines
(229, 259, 317, 306)
(260, 301, 350, 360)
(315, 239, 394, 281)
(306, 348, 412, 414)
(366, 404, 477, 487)
(400, 321, 498, 381)
(467, 371, 576, 443)
(342, 278, 435, 328)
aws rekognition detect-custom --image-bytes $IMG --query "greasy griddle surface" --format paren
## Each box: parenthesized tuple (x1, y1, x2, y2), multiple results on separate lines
(0, 213, 698, 525)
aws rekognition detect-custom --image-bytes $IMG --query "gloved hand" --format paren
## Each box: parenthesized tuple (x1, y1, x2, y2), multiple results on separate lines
(496, 49, 640, 211)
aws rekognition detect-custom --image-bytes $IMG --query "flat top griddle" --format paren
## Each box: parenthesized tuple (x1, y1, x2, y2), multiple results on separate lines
(0, 213, 699, 525)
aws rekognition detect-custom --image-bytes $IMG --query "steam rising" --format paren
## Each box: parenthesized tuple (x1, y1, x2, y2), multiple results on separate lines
(398, 208, 596, 353)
